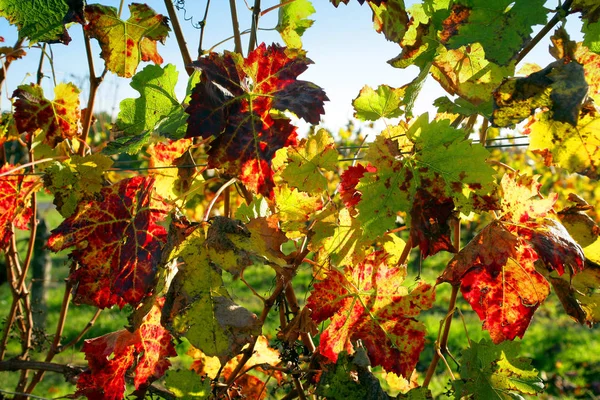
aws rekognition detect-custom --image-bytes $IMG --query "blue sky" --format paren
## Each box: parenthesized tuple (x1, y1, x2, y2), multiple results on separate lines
(0, 1, 584, 134)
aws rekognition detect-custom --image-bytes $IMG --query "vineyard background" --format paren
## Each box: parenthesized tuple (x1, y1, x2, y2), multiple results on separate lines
(0, 0, 600, 399)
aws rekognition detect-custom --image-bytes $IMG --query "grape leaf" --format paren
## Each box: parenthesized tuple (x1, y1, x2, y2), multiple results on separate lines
(368, 0, 409, 44)
(185, 43, 327, 197)
(453, 339, 544, 399)
(47, 177, 169, 308)
(316, 350, 392, 400)
(307, 250, 435, 377)
(527, 107, 600, 179)
(0, 0, 73, 44)
(440, 222, 550, 343)
(519, 218, 585, 276)
(113, 64, 183, 153)
(431, 43, 515, 105)
(274, 184, 323, 238)
(573, 0, 600, 53)
(339, 163, 377, 212)
(497, 171, 557, 224)
(352, 84, 405, 121)
(409, 188, 455, 258)
(310, 207, 369, 272)
(558, 195, 600, 264)
(164, 369, 211, 399)
(446, 0, 547, 66)
(146, 138, 195, 202)
(281, 129, 338, 193)
(276, 0, 315, 50)
(492, 60, 588, 127)
(84, 3, 170, 78)
(356, 117, 495, 241)
(575, 43, 600, 105)
(162, 219, 261, 362)
(76, 301, 176, 400)
(550, 200, 600, 326)
(43, 154, 113, 218)
(0, 164, 41, 248)
(13, 83, 81, 147)
(188, 335, 280, 399)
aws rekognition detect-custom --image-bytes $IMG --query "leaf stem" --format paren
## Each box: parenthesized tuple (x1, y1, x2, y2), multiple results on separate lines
(163, 0, 194, 75)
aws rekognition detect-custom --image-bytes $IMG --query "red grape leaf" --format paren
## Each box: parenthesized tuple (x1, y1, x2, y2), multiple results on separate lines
(339, 164, 377, 212)
(0, 164, 42, 248)
(185, 43, 327, 197)
(409, 188, 456, 258)
(440, 222, 550, 343)
(307, 250, 435, 377)
(519, 218, 585, 276)
(47, 177, 169, 308)
(13, 83, 81, 147)
(84, 3, 170, 78)
(76, 301, 175, 400)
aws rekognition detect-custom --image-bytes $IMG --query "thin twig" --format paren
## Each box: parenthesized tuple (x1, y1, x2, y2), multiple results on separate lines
(229, 0, 244, 54)
(164, 0, 194, 75)
(203, 178, 237, 221)
(513, 0, 574, 64)
(198, 0, 211, 57)
(248, 0, 262, 53)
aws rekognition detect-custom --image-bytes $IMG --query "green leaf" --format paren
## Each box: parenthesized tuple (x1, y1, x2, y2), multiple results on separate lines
(353, 85, 405, 121)
(43, 154, 113, 218)
(84, 3, 171, 78)
(528, 111, 600, 178)
(446, 0, 548, 66)
(281, 129, 338, 193)
(356, 117, 495, 240)
(573, 0, 600, 53)
(276, 0, 315, 50)
(0, 0, 73, 44)
(164, 369, 211, 399)
(369, 0, 409, 43)
(162, 220, 261, 362)
(116, 64, 182, 136)
(493, 60, 588, 127)
(453, 339, 544, 399)
(431, 43, 515, 105)
(315, 351, 392, 400)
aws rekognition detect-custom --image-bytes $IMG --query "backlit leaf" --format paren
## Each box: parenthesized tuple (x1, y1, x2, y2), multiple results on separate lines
(440, 222, 550, 343)
(185, 43, 327, 197)
(146, 138, 196, 202)
(307, 250, 435, 377)
(76, 301, 176, 400)
(431, 43, 515, 105)
(164, 369, 211, 399)
(0, 164, 41, 248)
(352, 84, 405, 121)
(84, 3, 170, 78)
(446, 0, 547, 66)
(113, 64, 183, 154)
(498, 171, 557, 224)
(43, 154, 113, 218)
(13, 83, 81, 147)
(369, 0, 409, 43)
(356, 117, 495, 242)
(453, 339, 544, 399)
(47, 177, 169, 308)
(162, 219, 261, 362)
(0, 0, 72, 44)
(573, 0, 600, 53)
(492, 60, 588, 127)
(276, 0, 315, 50)
(281, 129, 338, 193)
(527, 108, 600, 178)
(575, 43, 600, 105)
